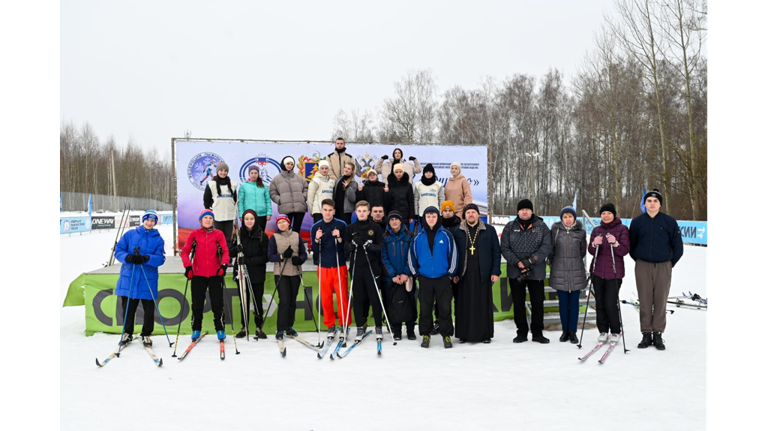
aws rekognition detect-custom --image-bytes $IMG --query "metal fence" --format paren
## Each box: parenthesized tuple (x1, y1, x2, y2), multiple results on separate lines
(61, 192, 172, 212)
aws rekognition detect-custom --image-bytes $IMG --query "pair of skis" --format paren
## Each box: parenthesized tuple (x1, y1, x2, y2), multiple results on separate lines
(96, 338, 163, 367)
(578, 334, 623, 364)
(277, 332, 324, 357)
(321, 328, 377, 359)
(177, 332, 227, 361)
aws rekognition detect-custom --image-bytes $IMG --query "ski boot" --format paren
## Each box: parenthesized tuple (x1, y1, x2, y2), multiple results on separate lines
(120, 333, 133, 346)
(236, 328, 247, 339)
(275, 330, 284, 341)
(191, 330, 201, 342)
(610, 333, 620, 345)
(375, 326, 383, 340)
(327, 326, 337, 339)
(141, 335, 152, 347)
(355, 327, 365, 342)
(598, 332, 609, 343)
(286, 327, 298, 337)
(443, 335, 453, 349)
(256, 328, 268, 339)
(421, 334, 431, 348)
(217, 330, 226, 341)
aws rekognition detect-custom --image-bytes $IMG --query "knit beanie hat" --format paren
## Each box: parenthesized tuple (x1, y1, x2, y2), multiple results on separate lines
(424, 206, 440, 215)
(367, 169, 379, 179)
(199, 209, 215, 222)
(517, 199, 533, 212)
(216, 161, 229, 172)
(242, 209, 258, 223)
(142, 210, 158, 223)
(464, 203, 480, 217)
(318, 160, 330, 168)
(423, 163, 435, 176)
(387, 210, 403, 222)
(450, 162, 462, 173)
(275, 215, 290, 225)
(599, 203, 617, 217)
(644, 189, 663, 205)
(560, 206, 577, 220)
(441, 201, 455, 213)
(393, 163, 405, 173)
(248, 164, 259, 174)
(281, 156, 295, 170)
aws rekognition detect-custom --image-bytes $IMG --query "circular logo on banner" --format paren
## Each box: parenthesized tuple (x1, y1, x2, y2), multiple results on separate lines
(187, 152, 224, 191)
(238, 153, 281, 185)
(64, 220, 70, 231)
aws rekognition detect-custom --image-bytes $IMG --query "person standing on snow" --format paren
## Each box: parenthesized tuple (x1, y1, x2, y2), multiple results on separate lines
(333, 161, 359, 225)
(381, 211, 417, 341)
(267, 215, 308, 341)
(230, 209, 269, 339)
(114, 210, 166, 347)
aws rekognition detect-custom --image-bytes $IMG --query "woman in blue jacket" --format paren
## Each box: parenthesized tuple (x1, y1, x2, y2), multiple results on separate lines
(114, 210, 166, 347)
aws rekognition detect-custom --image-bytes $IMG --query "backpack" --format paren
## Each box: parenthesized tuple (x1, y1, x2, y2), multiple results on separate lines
(388, 283, 414, 323)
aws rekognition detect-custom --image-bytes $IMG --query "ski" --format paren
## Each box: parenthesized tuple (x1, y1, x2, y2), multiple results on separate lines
(144, 344, 163, 367)
(288, 334, 323, 350)
(598, 336, 622, 364)
(667, 298, 707, 310)
(318, 328, 339, 359)
(329, 327, 350, 361)
(578, 342, 606, 361)
(377, 339, 382, 356)
(96, 341, 132, 367)
(278, 338, 287, 357)
(178, 332, 207, 361)
(337, 330, 373, 359)
(220, 340, 225, 360)
(683, 291, 708, 305)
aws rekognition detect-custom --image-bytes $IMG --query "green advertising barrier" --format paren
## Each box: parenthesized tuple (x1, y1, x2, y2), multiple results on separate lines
(65, 260, 587, 336)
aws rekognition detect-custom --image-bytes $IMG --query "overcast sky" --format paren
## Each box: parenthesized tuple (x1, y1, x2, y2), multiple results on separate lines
(61, 0, 618, 154)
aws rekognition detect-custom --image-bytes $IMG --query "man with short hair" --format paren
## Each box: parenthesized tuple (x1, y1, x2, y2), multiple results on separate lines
(629, 189, 684, 350)
(408, 206, 458, 348)
(328, 137, 360, 181)
(453, 204, 501, 344)
(381, 210, 417, 341)
(333, 162, 358, 225)
(344, 200, 386, 342)
(370, 204, 387, 230)
(500, 199, 552, 344)
(310, 199, 350, 340)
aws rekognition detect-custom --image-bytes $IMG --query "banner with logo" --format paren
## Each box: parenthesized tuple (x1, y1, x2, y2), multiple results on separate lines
(60, 216, 91, 234)
(91, 216, 116, 230)
(175, 140, 488, 249)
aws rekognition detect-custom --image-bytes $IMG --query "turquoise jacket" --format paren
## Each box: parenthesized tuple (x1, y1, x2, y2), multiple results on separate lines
(238, 180, 272, 218)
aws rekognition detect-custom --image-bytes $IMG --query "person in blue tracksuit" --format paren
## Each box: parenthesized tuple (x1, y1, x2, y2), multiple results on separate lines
(114, 210, 166, 347)
(381, 210, 417, 341)
(408, 206, 458, 349)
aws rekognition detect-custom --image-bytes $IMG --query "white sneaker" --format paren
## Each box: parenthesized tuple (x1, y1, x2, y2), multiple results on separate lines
(355, 327, 365, 342)
(610, 333, 620, 344)
(598, 333, 609, 343)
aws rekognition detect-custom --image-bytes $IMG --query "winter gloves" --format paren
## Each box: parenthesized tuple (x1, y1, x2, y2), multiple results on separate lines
(291, 256, 303, 266)
(185, 266, 194, 280)
(217, 264, 227, 277)
(283, 246, 294, 259)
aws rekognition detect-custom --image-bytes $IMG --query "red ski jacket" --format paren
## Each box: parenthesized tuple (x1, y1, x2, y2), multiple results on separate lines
(181, 228, 230, 277)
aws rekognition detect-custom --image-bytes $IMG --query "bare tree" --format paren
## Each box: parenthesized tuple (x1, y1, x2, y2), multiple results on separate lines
(381, 69, 438, 143)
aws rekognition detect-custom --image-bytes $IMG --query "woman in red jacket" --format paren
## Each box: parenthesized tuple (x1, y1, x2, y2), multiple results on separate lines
(181, 209, 230, 341)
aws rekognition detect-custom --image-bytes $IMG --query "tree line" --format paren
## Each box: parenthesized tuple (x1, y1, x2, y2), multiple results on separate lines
(59, 121, 175, 208)
(332, 0, 707, 220)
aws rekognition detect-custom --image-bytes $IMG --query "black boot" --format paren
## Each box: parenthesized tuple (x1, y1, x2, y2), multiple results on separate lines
(406, 328, 417, 340)
(513, 334, 528, 343)
(235, 328, 247, 338)
(637, 332, 653, 348)
(568, 331, 579, 344)
(532, 334, 550, 344)
(653, 332, 666, 350)
(559, 330, 569, 342)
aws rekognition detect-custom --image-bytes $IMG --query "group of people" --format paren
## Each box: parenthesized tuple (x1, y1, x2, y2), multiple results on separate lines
(114, 136, 684, 353)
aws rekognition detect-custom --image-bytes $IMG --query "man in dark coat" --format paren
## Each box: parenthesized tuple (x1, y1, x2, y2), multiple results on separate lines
(452, 204, 501, 343)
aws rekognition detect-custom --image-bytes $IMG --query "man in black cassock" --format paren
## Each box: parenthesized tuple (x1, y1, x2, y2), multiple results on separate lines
(452, 204, 502, 343)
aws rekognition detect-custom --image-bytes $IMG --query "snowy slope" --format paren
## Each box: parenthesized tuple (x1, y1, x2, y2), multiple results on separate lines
(60, 225, 706, 431)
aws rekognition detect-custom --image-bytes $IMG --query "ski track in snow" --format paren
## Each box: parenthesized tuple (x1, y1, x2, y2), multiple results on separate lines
(61, 224, 706, 431)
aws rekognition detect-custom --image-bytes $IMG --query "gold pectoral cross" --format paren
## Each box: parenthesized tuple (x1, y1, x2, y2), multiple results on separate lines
(469, 245, 476, 255)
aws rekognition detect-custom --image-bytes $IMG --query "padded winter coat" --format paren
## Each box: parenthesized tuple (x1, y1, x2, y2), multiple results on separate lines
(181, 228, 230, 277)
(444, 175, 473, 218)
(115, 226, 166, 300)
(238, 180, 272, 219)
(384, 172, 415, 220)
(307, 174, 335, 215)
(548, 220, 588, 292)
(500, 216, 551, 281)
(268, 230, 307, 277)
(629, 212, 684, 267)
(327, 149, 357, 181)
(375, 157, 422, 186)
(230, 224, 269, 284)
(382, 225, 413, 279)
(408, 225, 458, 279)
(356, 179, 386, 209)
(269, 170, 309, 214)
(588, 217, 630, 280)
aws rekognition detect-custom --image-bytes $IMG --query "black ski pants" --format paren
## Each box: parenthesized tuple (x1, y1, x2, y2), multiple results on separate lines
(120, 296, 155, 336)
(509, 278, 545, 337)
(191, 275, 225, 331)
(276, 274, 300, 331)
(213, 220, 234, 254)
(237, 279, 265, 329)
(285, 212, 305, 234)
(419, 275, 453, 337)
(593, 275, 622, 334)
(352, 270, 383, 328)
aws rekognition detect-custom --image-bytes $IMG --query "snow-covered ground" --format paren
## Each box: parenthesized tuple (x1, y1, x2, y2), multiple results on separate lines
(61, 225, 707, 431)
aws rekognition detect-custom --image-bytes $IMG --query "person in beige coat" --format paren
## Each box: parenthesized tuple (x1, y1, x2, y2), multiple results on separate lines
(327, 137, 360, 181)
(374, 147, 422, 186)
(444, 162, 473, 219)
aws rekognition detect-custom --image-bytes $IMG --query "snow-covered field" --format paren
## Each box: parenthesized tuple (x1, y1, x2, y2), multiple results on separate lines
(61, 224, 707, 431)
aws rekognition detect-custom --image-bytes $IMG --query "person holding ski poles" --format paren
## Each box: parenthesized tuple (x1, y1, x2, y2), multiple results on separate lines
(181, 209, 230, 342)
(310, 199, 350, 340)
(230, 209, 269, 339)
(548, 206, 588, 344)
(588, 203, 630, 346)
(114, 210, 166, 347)
(267, 215, 308, 340)
(344, 200, 386, 342)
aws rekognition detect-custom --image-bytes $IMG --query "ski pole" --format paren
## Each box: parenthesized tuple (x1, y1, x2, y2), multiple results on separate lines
(578, 241, 599, 349)
(139, 264, 174, 347)
(172, 278, 190, 357)
(117, 264, 136, 356)
(240, 263, 263, 340)
(341, 247, 357, 343)
(221, 277, 240, 354)
(609, 242, 629, 354)
(363, 245, 397, 345)
(260, 258, 287, 335)
(317, 238, 323, 346)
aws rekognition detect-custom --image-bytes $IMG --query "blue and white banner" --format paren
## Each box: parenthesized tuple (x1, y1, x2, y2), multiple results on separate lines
(174, 140, 488, 248)
(530, 216, 707, 245)
(60, 217, 91, 234)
